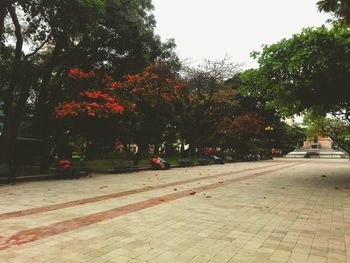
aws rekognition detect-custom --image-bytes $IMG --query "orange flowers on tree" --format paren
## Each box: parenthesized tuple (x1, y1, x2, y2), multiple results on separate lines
(122, 64, 184, 106)
(55, 69, 126, 118)
(218, 113, 266, 140)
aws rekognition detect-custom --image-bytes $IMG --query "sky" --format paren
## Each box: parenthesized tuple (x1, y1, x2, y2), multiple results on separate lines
(152, 0, 332, 69)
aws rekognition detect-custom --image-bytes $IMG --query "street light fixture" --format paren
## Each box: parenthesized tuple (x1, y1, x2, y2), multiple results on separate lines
(265, 126, 274, 131)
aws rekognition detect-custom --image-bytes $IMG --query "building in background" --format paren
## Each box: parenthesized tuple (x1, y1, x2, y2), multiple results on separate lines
(286, 134, 348, 158)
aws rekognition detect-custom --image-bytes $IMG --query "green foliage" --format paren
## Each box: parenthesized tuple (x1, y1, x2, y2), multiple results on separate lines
(242, 24, 350, 117)
(80, 0, 105, 12)
(317, 0, 350, 24)
(1, 0, 309, 169)
(0, 0, 174, 169)
(242, 23, 350, 154)
(303, 112, 324, 139)
(281, 124, 306, 152)
(303, 113, 350, 153)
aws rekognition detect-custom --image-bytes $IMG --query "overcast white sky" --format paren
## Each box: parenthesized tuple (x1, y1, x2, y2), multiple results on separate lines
(152, 0, 332, 69)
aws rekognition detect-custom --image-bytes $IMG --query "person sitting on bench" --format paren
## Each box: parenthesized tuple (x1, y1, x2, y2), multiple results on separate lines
(151, 156, 170, 169)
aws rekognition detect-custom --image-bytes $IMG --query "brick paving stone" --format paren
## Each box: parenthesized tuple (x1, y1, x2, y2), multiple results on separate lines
(0, 159, 349, 262)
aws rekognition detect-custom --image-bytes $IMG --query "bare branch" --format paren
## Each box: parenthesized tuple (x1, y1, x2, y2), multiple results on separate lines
(5, 4, 23, 105)
(24, 34, 52, 60)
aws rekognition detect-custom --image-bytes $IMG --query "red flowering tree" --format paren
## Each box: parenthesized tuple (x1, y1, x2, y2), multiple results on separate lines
(55, 64, 185, 159)
(55, 69, 126, 118)
(121, 64, 184, 104)
(116, 63, 185, 159)
(227, 113, 266, 138)
(215, 112, 266, 154)
(53, 68, 134, 157)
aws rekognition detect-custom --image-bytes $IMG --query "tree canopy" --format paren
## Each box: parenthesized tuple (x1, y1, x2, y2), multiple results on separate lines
(241, 22, 350, 154)
(0, 0, 172, 170)
(317, 0, 350, 24)
(0, 1, 310, 175)
(241, 24, 350, 121)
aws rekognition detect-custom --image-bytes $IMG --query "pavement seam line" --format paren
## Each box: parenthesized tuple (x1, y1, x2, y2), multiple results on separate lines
(0, 161, 306, 251)
(0, 161, 295, 221)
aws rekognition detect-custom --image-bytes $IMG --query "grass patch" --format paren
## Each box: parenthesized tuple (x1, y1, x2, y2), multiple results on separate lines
(85, 159, 114, 170)
(85, 156, 208, 170)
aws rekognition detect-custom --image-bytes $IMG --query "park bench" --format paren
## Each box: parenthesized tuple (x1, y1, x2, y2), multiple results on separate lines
(56, 159, 90, 178)
(244, 154, 256, 161)
(198, 157, 212, 166)
(112, 159, 138, 173)
(212, 155, 224, 164)
(177, 158, 193, 167)
(225, 156, 234, 163)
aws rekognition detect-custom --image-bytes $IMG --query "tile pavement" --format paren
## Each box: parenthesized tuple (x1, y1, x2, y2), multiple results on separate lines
(0, 159, 349, 262)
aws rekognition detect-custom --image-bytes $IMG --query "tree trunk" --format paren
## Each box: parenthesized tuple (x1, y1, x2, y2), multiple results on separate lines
(0, 0, 14, 40)
(34, 47, 61, 137)
(0, 110, 15, 165)
(31, 41, 63, 171)
(0, 4, 23, 179)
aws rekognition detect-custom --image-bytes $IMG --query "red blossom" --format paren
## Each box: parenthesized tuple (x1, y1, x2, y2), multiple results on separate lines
(68, 68, 92, 79)
(59, 160, 71, 169)
(173, 83, 185, 90)
(161, 93, 173, 101)
(56, 91, 124, 118)
(105, 102, 125, 113)
(150, 74, 159, 79)
(110, 81, 123, 89)
(56, 102, 81, 118)
(219, 113, 266, 138)
(103, 73, 112, 83)
(57, 64, 185, 119)
(89, 102, 100, 108)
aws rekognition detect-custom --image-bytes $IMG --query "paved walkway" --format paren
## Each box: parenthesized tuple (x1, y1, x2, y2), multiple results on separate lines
(0, 159, 349, 263)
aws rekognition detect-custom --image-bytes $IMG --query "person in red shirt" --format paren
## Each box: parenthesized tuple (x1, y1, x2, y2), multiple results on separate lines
(151, 156, 170, 169)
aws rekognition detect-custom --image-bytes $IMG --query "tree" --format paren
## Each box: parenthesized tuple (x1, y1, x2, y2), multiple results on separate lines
(215, 112, 266, 155)
(53, 68, 130, 159)
(241, 24, 350, 121)
(242, 24, 350, 155)
(0, 0, 171, 173)
(179, 57, 242, 150)
(116, 63, 184, 159)
(317, 0, 350, 24)
(55, 63, 184, 161)
(0, 1, 25, 173)
(304, 113, 350, 154)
